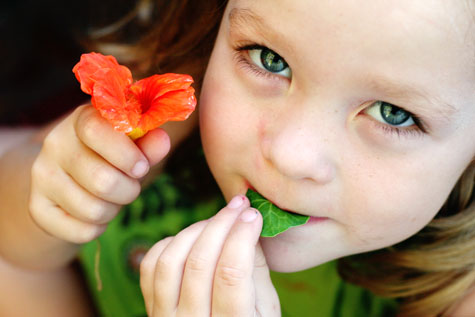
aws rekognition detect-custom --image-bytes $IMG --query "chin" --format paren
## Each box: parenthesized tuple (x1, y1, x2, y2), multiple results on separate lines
(259, 222, 350, 272)
(259, 236, 341, 273)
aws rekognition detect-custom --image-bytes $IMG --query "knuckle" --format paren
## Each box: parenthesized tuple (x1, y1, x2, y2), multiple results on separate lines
(139, 254, 155, 277)
(77, 113, 101, 142)
(27, 203, 58, 240)
(73, 225, 104, 244)
(31, 158, 57, 182)
(28, 198, 41, 222)
(42, 134, 56, 151)
(30, 159, 43, 180)
(122, 180, 141, 204)
(75, 104, 92, 115)
(154, 252, 176, 276)
(86, 201, 114, 223)
(215, 263, 247, 287)
(91, 166, 118, 197)
(28, 192, 49, 224)
(185, 254, 210, 274)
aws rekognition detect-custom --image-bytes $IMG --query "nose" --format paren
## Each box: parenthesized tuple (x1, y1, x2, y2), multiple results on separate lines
(260, 112, 337, 185)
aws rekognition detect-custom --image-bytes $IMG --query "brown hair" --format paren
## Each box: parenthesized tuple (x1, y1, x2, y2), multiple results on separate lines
(338, 161, 475, 316)
(81, 0, 228, 89)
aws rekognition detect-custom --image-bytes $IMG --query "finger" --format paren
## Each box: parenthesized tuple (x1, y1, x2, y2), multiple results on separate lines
(178, 195, 249, 315)
(212, 207, 262, 316)
(29, 190, 107, 244)
(59, 142, 141, 205)
(151, 220, 209, 316)
(73, 105, 150, 179)
(140, 236, 173, 317)
(135, 128, 171, 167)
(253, 243, 281, 317)
(35, 159, 120, 224)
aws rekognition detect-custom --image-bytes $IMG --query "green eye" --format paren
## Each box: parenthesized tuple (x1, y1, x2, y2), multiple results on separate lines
(261, 48, 287, 72)
(248, 47, 291, 78)
(380, 103, 411, 125)
(366, 101, 415, 127)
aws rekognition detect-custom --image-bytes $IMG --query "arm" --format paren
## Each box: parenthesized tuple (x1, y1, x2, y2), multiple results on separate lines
(0, 105, 197, 314)
(0, 255, 95, 317)
(0, 120, 75, 270)
(0, 122, 96, 315)
(0, 106, 173, 271)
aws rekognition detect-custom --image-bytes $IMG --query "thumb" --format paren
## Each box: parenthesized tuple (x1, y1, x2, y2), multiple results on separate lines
(135, 128, 171, 167)
(253, 243, 281, 316)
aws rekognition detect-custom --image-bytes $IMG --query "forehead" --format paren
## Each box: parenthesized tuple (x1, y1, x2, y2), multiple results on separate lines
(227, 0, 473, 35)
(227, 0, 474, 59)
(226, 1, 473, 65)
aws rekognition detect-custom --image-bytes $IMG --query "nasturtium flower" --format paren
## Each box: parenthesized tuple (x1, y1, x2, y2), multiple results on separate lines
(73, 52, 196, 140)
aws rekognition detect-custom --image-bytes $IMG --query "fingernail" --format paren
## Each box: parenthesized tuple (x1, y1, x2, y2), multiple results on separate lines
(132, 160, 149, 177)
(240, 208, 258, 222)
(228, 195, 244, 208)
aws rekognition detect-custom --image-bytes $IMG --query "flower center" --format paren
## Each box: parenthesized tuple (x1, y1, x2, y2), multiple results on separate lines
(139, 88, 154, 114)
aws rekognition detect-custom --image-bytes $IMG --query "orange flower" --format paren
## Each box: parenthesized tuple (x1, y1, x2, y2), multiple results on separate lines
(73, 52, 196, 140)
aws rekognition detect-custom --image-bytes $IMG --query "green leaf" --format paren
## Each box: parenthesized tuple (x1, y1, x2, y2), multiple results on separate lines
(246, 189, 310, 237)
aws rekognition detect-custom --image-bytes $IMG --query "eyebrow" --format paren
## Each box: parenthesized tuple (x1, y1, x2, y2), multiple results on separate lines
(228, 8, 459, 123)
(228, 8, 265, 34)
(227, 7, 293, 54)
(367, 76, 458, 122)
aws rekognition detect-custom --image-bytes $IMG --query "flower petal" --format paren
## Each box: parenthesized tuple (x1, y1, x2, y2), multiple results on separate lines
(127, 74, 196, 133)
(91, 68, 140, 133)
(138, 88, 197, 133)
(129, 73, 194, 101)
(73, 52, 132, 95)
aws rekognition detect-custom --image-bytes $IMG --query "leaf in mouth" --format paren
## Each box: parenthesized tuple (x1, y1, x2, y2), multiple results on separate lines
(246, 189, 310, 237)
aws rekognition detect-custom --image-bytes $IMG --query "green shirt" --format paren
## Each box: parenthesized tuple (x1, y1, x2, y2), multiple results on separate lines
(80, 173, 396, 317)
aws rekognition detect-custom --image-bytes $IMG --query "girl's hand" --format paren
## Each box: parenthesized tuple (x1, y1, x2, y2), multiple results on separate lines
(140, 195, 281, 317)
(29, 105, 170, 244)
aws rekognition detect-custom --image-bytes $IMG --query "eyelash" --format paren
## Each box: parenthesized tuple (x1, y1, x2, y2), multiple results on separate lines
(233, 43, 289, 81)
(376, 119, 425, 138)
(365, 104, 427, 138)
(232, 43, 428, 138)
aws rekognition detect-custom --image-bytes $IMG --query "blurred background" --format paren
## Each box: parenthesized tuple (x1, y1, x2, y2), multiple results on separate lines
(1, 0, 88, 125)
(0, 0, 150, 126)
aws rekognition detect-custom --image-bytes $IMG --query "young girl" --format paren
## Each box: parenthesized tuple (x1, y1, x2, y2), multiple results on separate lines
(0, 0, 474, 316)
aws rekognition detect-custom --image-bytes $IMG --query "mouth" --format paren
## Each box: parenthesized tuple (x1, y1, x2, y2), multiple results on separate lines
(245, 188, 311, 237)
(244, 180, 310, 216)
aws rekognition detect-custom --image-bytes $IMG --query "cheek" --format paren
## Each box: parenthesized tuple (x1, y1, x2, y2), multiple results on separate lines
(200, 41, 264, 159)
(338, 125, 474, 252)
(341, 162, 454, 251)
(199, 80, 230, 168)
(200, 78, 250, 153)
(346, 192, 435, 250)
(199, 64, 258, 196)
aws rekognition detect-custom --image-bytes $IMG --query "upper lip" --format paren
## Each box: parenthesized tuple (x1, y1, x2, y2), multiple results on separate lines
(246, 181, 310, 217)
(245, 179, 331, 219)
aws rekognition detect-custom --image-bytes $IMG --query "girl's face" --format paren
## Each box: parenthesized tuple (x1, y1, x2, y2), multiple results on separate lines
(199, 0, 475, 272)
